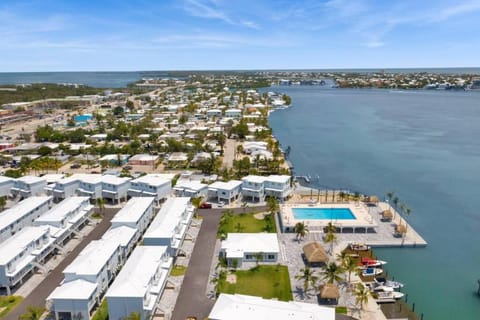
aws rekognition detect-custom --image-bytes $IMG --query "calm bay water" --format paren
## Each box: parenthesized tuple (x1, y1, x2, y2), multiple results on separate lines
(267, 86, 480, 319)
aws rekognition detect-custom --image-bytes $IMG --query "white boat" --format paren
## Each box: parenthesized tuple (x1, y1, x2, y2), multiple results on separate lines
(375, 277, 404, 290)
(375, 291, 405, 303)
(359, 257, 388, 268)
(361, 267, 383, 277)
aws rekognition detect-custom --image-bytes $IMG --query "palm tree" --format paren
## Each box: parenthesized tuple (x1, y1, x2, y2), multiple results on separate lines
(386, 191, 394, 207)
(20, 306, 45, 320)
(404, 207, 412, 232)
(353, 283, 370, 310)
(325, 222, 337, 234)
(323, 230, 337, 255)
(123, 312, 141, 320)
(344, 256, 358, 285)
(295, 267, 318, 296)
(294, 222, 309, 242)
(267, 197, 279, 215)
(95, 197, 106, 214)
(0, 196, 6, 211)
(320, 262, 344, 284)
(236, 144, 244, 159)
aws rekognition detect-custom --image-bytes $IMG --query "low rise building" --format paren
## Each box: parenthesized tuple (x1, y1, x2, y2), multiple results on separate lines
(110, 197, 155, 242)
(143, 197, 194, 256)
(220, 233, 279, 267)
(77, 175, 103, 200)
(128, 174, 173, 203)
(128, 154, 159, 166)
(101, 175, 131, 204)
(11, 175, 47, 198)
(101, 226, 137, 264)
(208, 180, 242, 204)
(0, 176, 14, 197)
(173, 180, 208, 198)
(106, 246, 173, 320)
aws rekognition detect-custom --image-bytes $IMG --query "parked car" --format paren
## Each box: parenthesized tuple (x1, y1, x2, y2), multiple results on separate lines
(123, 165, 133, 170)
(70, 163, 81, 169)
(199, 202, 212, 209)
(217, 201, 225, 208)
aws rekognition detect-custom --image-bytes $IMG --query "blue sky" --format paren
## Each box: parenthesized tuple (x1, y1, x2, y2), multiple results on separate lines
(1, 0, 480, 71)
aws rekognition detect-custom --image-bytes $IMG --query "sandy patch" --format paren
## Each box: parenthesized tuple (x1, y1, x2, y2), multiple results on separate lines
(226, 273, 237, 284)
(253, 212, 269, 220)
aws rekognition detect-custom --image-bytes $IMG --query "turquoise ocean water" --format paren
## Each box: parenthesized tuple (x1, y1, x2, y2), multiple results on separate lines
(267, 85, 480, 319)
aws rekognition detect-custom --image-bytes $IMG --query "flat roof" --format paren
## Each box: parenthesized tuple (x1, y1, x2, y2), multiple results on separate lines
(0, 226, 50, 264)
(209, 294, 335, 320)
(174, 180, 207, 192)
(143, 197, 190, 239)
(101, 226, 137, 248)
(48, 279, 97, 300)
(129, 154, 159, 161)
(0, 196, 52, 231)
(111, 197, 154, 224)
(15, 175, 46, 185)
(209, 180, 242, 191)
(132, 174, 172, 187)
(266, 175, 291, 184)
(221, 233, 279, 258)
(41, 174, 66, 184)
(0, 176, 14, 184)
(242, 175, 266, 184)
(63, 240, 119, 276)
(35, 197, 90, 224)
(106, 246, 169, 297)
(79, 174, 103, 185)
(101, 175, 131, 186)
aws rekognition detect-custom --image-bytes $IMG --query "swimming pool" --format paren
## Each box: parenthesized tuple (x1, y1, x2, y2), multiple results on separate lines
(292, 207, 356, 220)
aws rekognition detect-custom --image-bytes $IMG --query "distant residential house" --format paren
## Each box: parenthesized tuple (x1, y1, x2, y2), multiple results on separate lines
(191, 152, 213, 166)
(11, 175, 47, 198)
(99, 154, 130, 166)
(206, 109, 222, 118)
(208, 180, 242, 204)
(128, 154, 159, 166)
(173, 180, 208, 198)
(224, 108, 242, 119)
(106, 246, 173, 320)
(209, 294, 335, 320)
(90, 133, 107, 141)
(167, 152, 189, 168)
(243, 141, 268, 154)
(219, 233, 280, 267)
(77, 175, 103, 200)
(241, 175, 292, 201)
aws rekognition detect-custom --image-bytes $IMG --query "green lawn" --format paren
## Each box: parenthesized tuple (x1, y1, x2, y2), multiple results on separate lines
(170, 265, 187, 276)
(91, 299, 108, 320)
(217, 212, 276, 238)
(217, 265, 293, 301)
(0, 296, 23, 318)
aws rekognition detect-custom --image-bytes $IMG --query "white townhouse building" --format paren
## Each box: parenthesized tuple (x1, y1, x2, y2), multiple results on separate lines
(241, 175, 266, 202)
(45, 174, 83, 201)
(242, 141, 268, 155)
(128, 174, 173, 203)
(206, 109, 222, 118)
(77, 175, 103, 200)
(264, 175, 292, 200)
(34, 197, 93, 246)
(0, 176, 14, 198)
(101, 226, 137, 264)
(110, 197, 156, 242)
(209, 294, 335, 320)
(62, 239, 121, 297)
(11, 175, 47, 198)
(106, 246, 173, 320)
(224, 108, 242, 119)
(173, 180, 208, 199)
(220, 233, 280, 267)
(143, 197, 194, 256)
(208, 180, 243, 204)
(0, 196, 53, 242)
(101, 175, 131, 204)
(0, 226, 55, 295)
(47, 279, 98, 320)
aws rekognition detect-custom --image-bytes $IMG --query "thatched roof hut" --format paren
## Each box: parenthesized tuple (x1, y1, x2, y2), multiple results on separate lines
(320, 283, 340, 300)
(395, 224, 407, 233)
(381, 210, 393, 221)
(303, 242, 329, 266)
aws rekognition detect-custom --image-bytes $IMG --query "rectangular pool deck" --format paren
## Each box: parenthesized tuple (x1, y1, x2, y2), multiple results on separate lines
(280, 201, 427, 248)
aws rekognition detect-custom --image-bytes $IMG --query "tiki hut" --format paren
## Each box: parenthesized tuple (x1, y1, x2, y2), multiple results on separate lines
(320, 283, 340, 300)
(303, 242, 329, 267)
(368, 195, 379, 204)
(394, 224, 407, 237)
(381, 209, 393, 222)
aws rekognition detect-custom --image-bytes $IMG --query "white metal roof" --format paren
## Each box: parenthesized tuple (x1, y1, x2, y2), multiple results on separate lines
(101, 175, 131, 186)
(48, 279, 97, 300)
(129, 154, 159, 161)
(131, 174, 172, 187)
(106, 246, 169, 297)
(15, 175, 46, 185)
(35, 197, 90, 224)
(0, 196, 52, 231)
(209, 294, 335, 320)
(266, 175, 291, 184)
(0, 176, 14, 184)
(143, 197, 190, 239)
(209, 180, 242, 191)
(101, 226, 137, 248)
(221, 233, 279, 258)
(0, 226, 50, 265)
(63, 240, 119, 276)
(174, 180, 207, 192)
(111, 197, 154, 224)
(242, 175, 266, 184)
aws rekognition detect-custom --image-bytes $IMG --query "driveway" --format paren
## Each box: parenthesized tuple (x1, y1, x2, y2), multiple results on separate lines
(4, 208, 120, 320)
(171, 206, 268, 320)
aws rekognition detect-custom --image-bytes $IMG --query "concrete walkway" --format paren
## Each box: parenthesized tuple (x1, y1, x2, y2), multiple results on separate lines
(4, 208, 119, 320)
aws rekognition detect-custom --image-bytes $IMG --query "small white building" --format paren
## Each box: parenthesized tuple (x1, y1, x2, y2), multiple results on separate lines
(264, 175, 292, 200)
(206, 109, 222, 118)
(208, 180, 242, 204)
(106, 246, 173, 320)
(101, 175, 131, 204)
(0, 226, 55, 294)
(243, 141, 268, 154)
(0, 176, 14, 198)
(110, 197, 155, 242)
(220, 233, 279, 267)
(128, 174, 173, 203)
(47, 279, 98, 320)
(11, 175, 47, 198)
(0, 196, 53, 242)
(34, 197, 92, 245)
(46, 174, 83, 201)
(143, 197, 194, 256)
(224, 108, 242, 119)
(209, 294, 335, 320)
(173, 180, 208, 198)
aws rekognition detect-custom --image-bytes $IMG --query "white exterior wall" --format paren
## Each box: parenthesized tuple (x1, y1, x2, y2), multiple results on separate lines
(0, 178, 14, 198)
(50, 298, 93, 320)
(51, 180, 80, 201)
(11, 179, 47, 198)
(78, 181, 102, 199)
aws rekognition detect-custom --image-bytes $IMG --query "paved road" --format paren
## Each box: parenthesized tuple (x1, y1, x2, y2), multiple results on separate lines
(5, 208, 119, 320)
(222, 138, 236, 169)
(171, 206, 268, 320)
